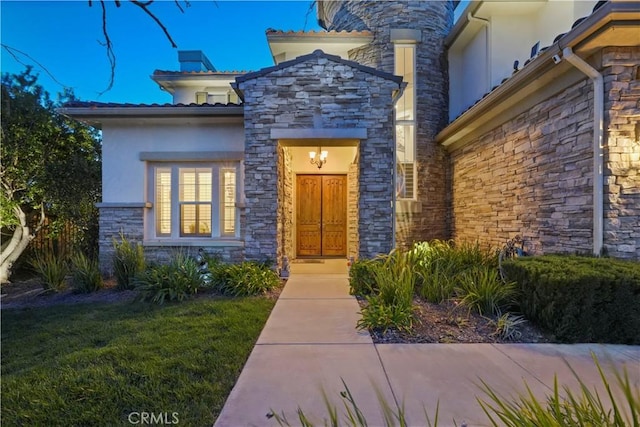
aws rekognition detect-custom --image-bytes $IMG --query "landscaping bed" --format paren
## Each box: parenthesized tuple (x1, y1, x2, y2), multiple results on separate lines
(351, 241, 638, 345)
(364, 297, 549, 344)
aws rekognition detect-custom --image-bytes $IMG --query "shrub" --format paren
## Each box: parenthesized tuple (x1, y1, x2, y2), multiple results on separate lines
(70, 253, 103, 293)
(214, 261, 280, 297)
(29, 251, 68, 292)
(356, 295, 415, 333)
(502, 255, 640, 344)
(457, 266, 517, 316)
(490, 312, 527, 341)
(357, 249, 416, 332)
(112, 233, 145, 290)
(348, 258, 380, 296)
(135, 253, 202, 304)
(412, 240, 498, 304)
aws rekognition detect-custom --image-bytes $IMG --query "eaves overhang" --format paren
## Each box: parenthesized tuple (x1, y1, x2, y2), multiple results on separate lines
(437, 0, 640, 151)
(59, 103, 244, 128)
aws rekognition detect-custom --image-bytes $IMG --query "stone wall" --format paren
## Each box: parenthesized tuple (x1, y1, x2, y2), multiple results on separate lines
(321, 0, 454, 246)
(98, 206, 144, 275)
(602, 46, 640, 259)
(348, 161, 360, 259)
(98, 206, 244, 275)
(450, 79, 595, 254)
(238, 51, 399, 261)
(278, 146, 294, 261)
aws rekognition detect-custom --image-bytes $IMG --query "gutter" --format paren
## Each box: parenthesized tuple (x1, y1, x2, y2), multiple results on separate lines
(561, 47, 604, 256)
(58, 106, 244, 118)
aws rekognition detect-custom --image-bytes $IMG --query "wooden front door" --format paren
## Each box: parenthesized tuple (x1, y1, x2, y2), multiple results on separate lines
(296, 175, 347, 257)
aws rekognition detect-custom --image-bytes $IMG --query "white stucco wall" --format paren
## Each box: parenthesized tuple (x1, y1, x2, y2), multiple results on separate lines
(449, 0, 598, 120)
(101, 120, 244, 203)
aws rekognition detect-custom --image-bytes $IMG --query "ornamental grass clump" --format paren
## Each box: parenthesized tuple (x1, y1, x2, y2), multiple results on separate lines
(70, 252, 103, 293)
(271, 355, 638, 427)
(214, 261, 280, 297)
(30, 250, 69, 292)
(135, 252, 203, 304)
(356, 249, 417, 332)
(457, 266, 517, 316)
(112, 233, 145, 290)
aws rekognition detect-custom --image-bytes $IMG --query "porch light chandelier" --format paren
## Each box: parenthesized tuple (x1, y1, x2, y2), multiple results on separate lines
(309, 147, 328, 169)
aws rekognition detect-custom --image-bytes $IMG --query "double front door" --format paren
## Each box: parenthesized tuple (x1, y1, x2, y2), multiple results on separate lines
(296, 175, 347, 257)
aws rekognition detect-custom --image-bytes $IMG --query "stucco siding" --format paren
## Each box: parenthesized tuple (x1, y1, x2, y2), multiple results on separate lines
(101, 122, 244, 203)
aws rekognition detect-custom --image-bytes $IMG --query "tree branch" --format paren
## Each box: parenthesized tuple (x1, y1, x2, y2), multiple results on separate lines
(97, 0, 116, 96)
(0, 44, 69, 89)
(130, 0, 178, 48)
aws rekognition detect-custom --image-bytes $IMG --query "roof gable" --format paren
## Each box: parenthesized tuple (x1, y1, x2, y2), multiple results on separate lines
(235, 49, 402, 85)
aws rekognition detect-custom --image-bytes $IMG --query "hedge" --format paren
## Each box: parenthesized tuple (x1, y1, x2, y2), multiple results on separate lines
(502, 255, 640, 344)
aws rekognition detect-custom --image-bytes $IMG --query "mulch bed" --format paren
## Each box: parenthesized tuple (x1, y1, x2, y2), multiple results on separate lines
(359, 297, 551, 344)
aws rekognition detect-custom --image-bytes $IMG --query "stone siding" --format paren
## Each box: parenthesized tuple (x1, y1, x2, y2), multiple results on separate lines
(450, 79, 595, 254)
(278, 146, 294, 262)
(98, 206, 144, 275)
(239, 52, 399, 261)
(98, 206, 244, 275)
(348, 161, 360, 258)
(602, 47, 640, 259)
(322, 0, 454, 246)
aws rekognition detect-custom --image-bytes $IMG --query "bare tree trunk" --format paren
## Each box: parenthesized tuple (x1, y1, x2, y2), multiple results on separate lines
(0, 206, 43, 284)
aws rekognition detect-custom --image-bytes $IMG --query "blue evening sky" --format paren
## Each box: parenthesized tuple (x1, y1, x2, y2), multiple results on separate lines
(1, 1, 466, 104)
(1, 0, 322, 104)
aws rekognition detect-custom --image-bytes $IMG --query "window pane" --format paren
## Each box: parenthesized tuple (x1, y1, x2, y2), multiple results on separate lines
(198, 170, 212, 202)
(198, 204, 212, 234)
(156, 168, 172, 235)
(180, 169, 196, 202)
(394, 45, 415, 120)
(396, 124, 415, 199)
(221, 169, 236, 235)
(181, 204, 197, 235)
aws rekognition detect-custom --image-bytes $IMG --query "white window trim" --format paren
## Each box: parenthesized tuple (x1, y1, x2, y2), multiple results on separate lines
(145, 162, 241, 243)
(394, 42, 417, 201)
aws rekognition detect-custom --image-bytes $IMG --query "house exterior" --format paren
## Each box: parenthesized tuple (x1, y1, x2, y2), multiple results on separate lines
(61, 0, 640, 274)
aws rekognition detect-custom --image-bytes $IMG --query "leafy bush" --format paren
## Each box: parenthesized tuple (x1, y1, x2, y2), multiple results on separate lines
(457, 266, 517, 316)
(357, 249, 416, 332)
(135, 253, 202, 304)
(356, 295, 415, 333)
(490, 312, 527, 341)
(348, 258, 380, 296)
(30, 251, 68, 292)
(70, 253, 103, 293)
(502, 255, 640, 344)
(214, 261, 280, 297)
(412, 240, 498, 304)
(112, 233, 145, 290)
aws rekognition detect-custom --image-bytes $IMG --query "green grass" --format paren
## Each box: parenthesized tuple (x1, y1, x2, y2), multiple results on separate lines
(1, 296, 275, 426)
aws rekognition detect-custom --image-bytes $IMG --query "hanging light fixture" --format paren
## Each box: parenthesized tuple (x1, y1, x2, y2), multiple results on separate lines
(309, 147, 328, 169)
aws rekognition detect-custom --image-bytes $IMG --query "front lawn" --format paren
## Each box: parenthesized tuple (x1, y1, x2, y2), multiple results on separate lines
(1, 297, 275, 425)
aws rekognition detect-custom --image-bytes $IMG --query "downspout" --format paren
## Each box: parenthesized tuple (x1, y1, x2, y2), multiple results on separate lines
(467, 12, 491, 90)
(562, 47, 604, 256)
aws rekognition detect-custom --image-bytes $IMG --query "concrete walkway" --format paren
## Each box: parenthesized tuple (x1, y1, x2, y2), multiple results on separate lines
(215, 260, 639, 427)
